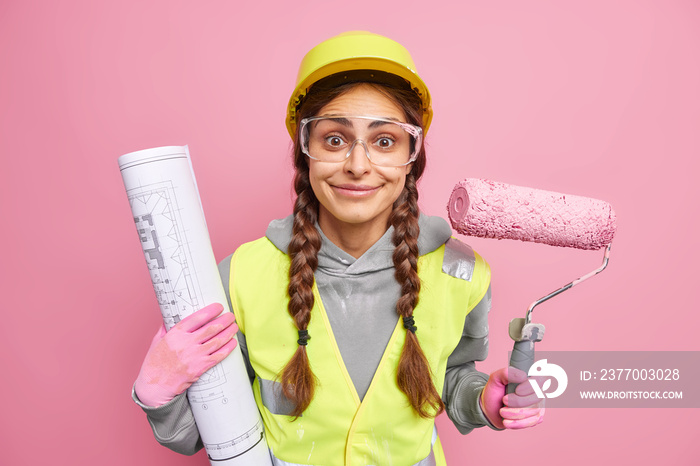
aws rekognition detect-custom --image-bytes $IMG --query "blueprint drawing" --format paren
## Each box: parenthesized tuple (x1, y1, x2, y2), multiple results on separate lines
(119, 146, 272, 465)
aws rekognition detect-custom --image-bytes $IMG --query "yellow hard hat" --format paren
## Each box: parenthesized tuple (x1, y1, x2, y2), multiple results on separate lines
(286, 31, 432, 138)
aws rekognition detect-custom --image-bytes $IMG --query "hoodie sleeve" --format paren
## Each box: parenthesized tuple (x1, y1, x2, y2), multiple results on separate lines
(131, 388, 204, 455)
(442, 280, 504, 433)
(131, 254, 255, 455)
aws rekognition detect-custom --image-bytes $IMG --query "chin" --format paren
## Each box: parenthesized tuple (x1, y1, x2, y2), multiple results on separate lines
(325, 202, 392, 227)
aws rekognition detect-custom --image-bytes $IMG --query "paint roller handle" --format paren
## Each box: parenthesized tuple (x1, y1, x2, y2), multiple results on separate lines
(507, 340, 535, 394)
(506, 319, 544, 394)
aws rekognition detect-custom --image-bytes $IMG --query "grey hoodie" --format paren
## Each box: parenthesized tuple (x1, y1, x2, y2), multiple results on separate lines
(132, 214, 498, 457)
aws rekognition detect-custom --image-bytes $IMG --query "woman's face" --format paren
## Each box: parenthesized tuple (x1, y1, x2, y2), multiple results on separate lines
(307, 84, 413, 234)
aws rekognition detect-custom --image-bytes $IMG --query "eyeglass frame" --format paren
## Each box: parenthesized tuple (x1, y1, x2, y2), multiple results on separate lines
(298, 114, 423, 167)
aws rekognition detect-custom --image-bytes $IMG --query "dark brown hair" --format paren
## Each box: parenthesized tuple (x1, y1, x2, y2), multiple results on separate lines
(280, 80, 444, 419)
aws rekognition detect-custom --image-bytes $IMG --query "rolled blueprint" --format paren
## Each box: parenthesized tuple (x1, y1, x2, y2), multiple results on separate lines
(119, 146, 272, 465)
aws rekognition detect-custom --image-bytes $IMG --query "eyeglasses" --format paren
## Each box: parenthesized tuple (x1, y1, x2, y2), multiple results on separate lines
(299, 115, 423, 167)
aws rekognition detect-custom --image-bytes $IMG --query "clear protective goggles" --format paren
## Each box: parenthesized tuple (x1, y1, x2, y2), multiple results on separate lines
(299, 115, 423, 167)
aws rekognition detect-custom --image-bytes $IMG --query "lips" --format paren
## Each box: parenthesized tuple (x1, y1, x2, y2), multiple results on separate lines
(332, 184, 381, 197)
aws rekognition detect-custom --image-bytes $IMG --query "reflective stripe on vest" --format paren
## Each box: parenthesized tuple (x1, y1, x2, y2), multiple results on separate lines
(230, 236, 490, 466)
(442, 237, 476, 281)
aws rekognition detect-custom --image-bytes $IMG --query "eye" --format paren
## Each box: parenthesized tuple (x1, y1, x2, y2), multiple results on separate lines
(375, 137, 395, 149)
(324, 135, 346, 148)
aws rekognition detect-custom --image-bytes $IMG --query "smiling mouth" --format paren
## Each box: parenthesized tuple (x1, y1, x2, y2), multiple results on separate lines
(332, 184, 380, 197)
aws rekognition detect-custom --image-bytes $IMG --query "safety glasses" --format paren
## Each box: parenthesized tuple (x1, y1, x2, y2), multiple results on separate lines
(299, 115, 422, 167)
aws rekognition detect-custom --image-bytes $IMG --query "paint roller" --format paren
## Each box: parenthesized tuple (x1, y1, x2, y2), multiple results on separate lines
(447, 178, 617, 393)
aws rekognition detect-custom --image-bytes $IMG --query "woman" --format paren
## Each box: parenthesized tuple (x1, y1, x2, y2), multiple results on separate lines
(133, 31, 544, 465)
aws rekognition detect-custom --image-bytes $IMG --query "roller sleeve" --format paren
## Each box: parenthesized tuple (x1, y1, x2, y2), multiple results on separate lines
(448, 179, 617, 250)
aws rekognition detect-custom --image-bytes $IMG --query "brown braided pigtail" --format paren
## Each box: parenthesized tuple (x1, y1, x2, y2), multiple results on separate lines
(279, 167, 322, 418)
(276, 82, 350, 418)
(390, 173, 445, 419)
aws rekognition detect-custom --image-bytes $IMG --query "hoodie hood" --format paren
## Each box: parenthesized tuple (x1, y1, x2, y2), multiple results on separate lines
(265, 213, 453, 275)
(265, 213, 454, 400)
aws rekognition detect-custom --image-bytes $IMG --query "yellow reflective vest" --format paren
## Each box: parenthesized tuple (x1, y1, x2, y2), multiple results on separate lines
(229, 236, 490, 466)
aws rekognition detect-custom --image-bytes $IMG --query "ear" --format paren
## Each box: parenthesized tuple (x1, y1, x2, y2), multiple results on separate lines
(404, 162, 414, 175)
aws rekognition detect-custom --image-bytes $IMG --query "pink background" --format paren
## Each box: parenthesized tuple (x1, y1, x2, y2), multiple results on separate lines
(1, 0, 698, 464)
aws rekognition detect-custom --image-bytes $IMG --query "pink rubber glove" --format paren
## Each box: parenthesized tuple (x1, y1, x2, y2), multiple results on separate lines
(134, 303, 239, 407)
(480, 367, 545, 429)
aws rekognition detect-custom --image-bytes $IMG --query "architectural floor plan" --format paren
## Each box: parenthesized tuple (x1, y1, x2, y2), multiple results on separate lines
(120, 146, 271, 464)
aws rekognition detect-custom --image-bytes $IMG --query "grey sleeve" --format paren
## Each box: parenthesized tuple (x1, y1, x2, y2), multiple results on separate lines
(132, 387, 204, 455)
(442, 285, 503, 434)
(132, 253, 256, 454)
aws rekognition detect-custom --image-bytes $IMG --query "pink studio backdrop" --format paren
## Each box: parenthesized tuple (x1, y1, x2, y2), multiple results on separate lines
(1, 1, 698, 465)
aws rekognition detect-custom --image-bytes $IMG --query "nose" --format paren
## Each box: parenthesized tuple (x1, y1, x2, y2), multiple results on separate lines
(344, 140, 372, 176)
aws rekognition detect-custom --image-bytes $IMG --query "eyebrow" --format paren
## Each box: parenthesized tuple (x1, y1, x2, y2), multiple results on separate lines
(316, 115, 400, 129)
(368, 119, 393, 129)
(325, 117, 352, 128)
